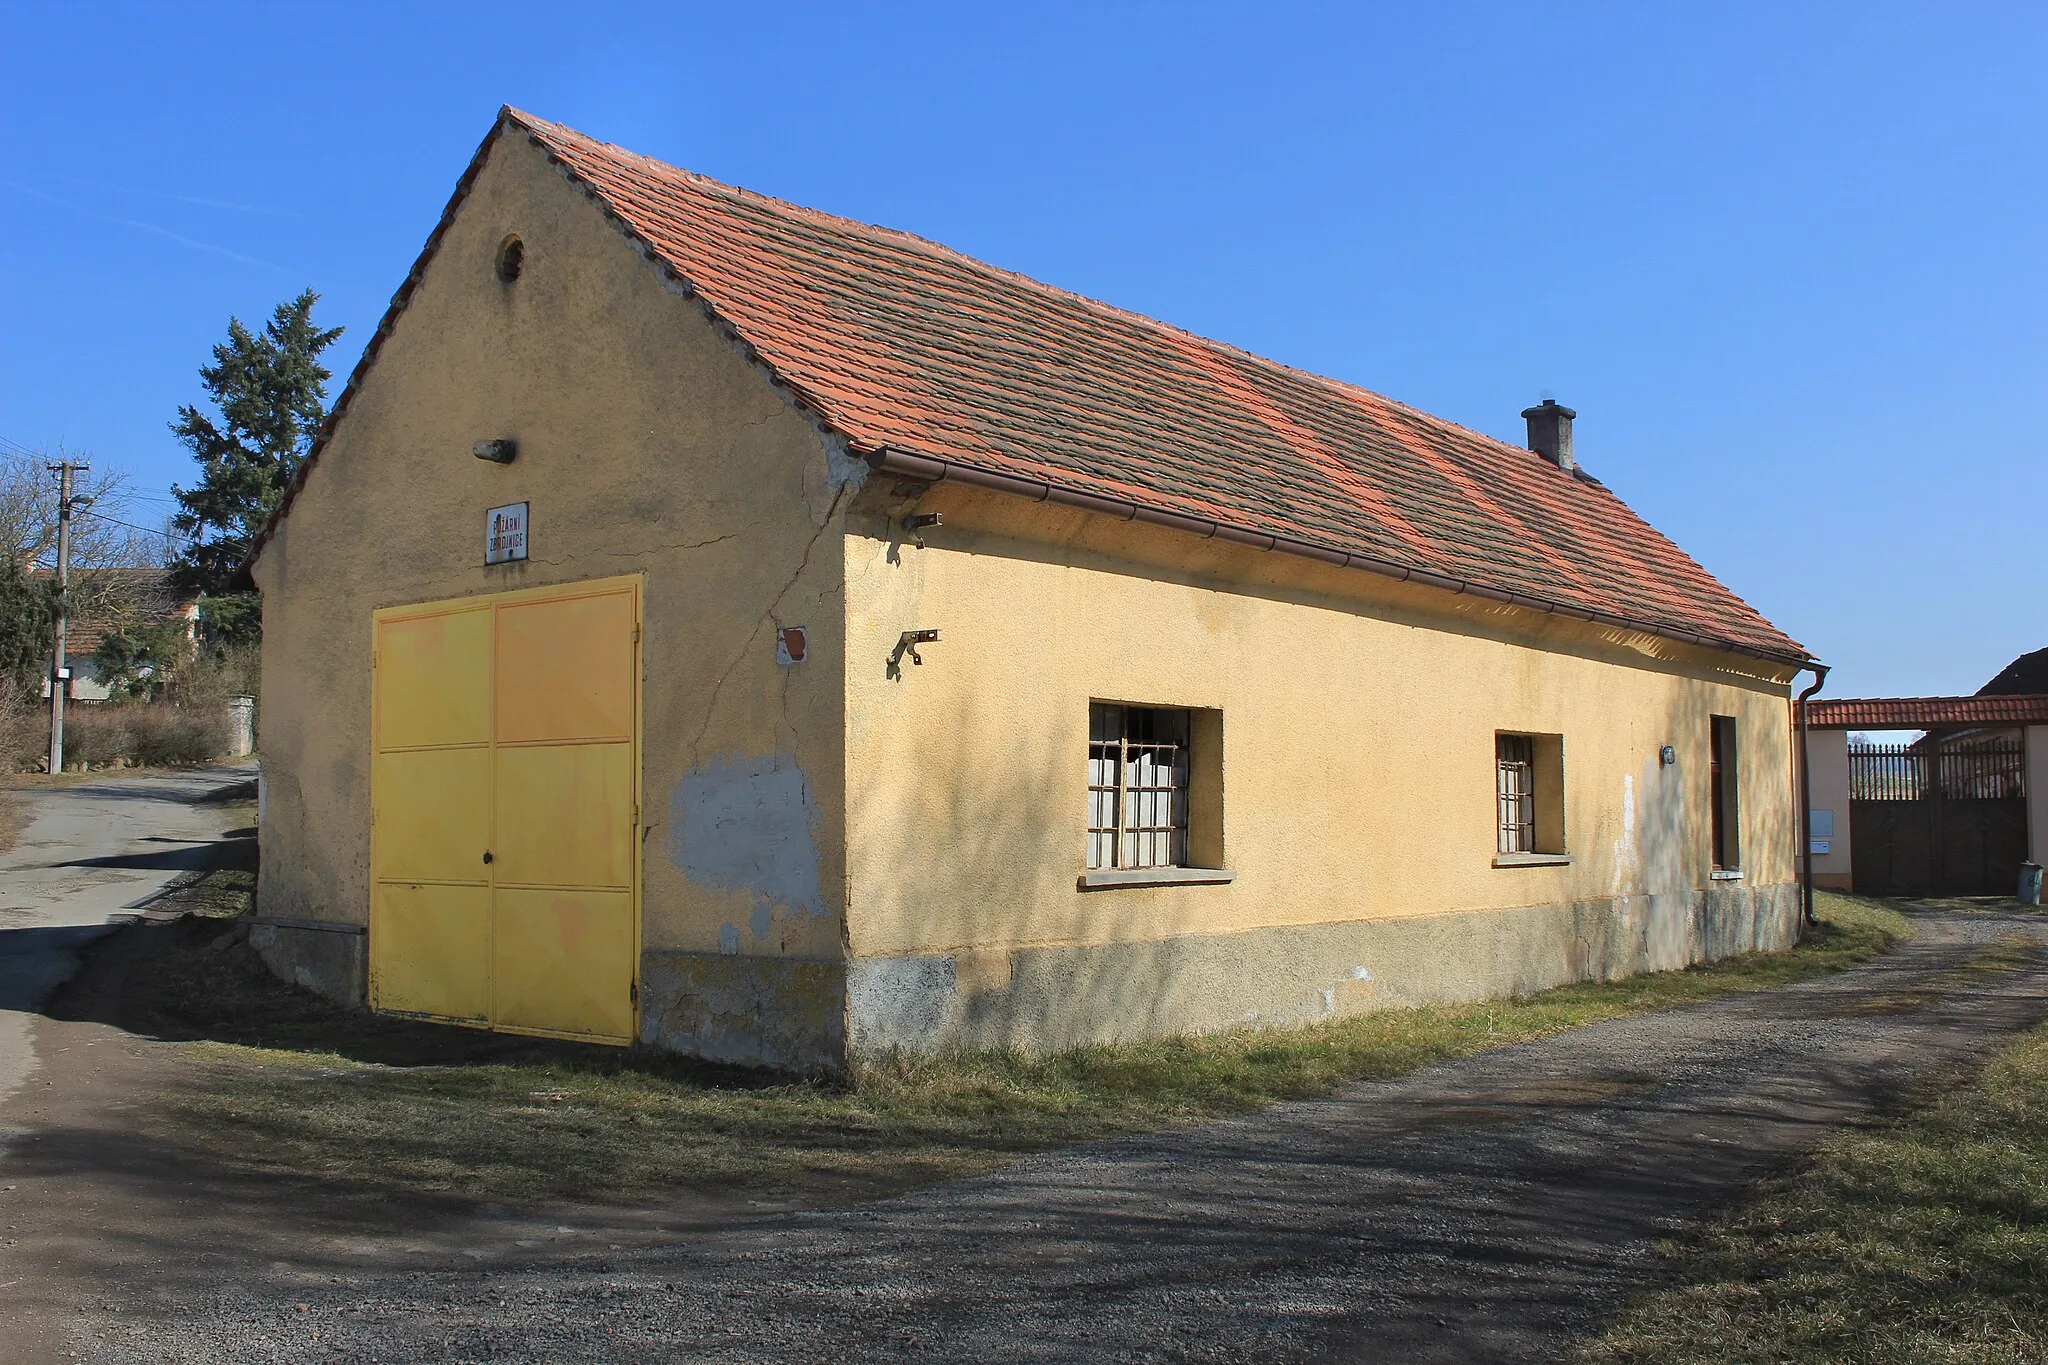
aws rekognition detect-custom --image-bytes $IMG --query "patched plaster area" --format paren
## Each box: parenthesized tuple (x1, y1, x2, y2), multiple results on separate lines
(669, 755, 828, 952)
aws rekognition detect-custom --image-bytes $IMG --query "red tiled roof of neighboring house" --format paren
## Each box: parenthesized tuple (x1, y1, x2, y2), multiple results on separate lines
(254, 109, 1810, 665)
(1979, 647, 2048, 697)
(29, 567, 199, 656)
(1804, 695, 2048, 729)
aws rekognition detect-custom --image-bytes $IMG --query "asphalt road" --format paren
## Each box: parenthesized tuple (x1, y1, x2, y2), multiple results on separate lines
(0, 766, 254, 1110)
(68, 905, 2048, 1365)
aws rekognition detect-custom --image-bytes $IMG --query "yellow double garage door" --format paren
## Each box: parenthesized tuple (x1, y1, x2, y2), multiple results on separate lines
(370, 576, 640, 1044)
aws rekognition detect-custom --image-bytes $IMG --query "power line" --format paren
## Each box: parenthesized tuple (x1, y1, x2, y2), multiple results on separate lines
(76, 508, 175, 540)
(77, 506, 247, 551)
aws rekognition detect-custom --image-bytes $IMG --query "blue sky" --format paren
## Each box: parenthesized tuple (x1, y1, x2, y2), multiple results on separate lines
(1, 2, 2040, 698)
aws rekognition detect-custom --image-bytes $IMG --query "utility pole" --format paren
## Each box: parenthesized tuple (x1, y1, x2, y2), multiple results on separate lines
(46, 459, 87, 774)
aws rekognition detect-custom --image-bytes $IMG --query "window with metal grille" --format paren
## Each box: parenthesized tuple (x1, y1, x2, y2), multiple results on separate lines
(1088, 703, 1191, 870)
(1497, 733, 1537, 854)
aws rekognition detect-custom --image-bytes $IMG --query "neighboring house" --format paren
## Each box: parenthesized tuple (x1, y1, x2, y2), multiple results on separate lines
(34, 567, 200, 702)
(1980, 647, 2048, 698)
(1936, 646, 2048, 757)
(1889, 646, 2048, 758)
(247, 109, 1815, 1070)
(1803, 655, 2048, 896)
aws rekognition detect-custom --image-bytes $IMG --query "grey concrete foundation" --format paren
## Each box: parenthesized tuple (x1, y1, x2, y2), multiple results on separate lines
(847, 883, 1802, 1058)
(248, 918, 367, 1010)
(639, 950, 845, 1072)
(248, 885, 1799, 1068)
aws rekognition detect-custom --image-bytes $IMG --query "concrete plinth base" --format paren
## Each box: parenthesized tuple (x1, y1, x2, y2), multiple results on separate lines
(846, 883, 1802, 1058)
(248, 918, 367, 1010)
(247, 884, 1801, 1070)
(638, 951, 845, 1072)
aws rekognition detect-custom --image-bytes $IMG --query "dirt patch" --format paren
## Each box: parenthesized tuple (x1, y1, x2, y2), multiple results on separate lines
(1579, 1016, 2048, 1364)
(59, 907, 2048, 1365)
(31, 886, 1913, 1218)
(1910, 895, 2047, 916)
(1815, 934, 2038, 1017)
(0, 883, 1922, 1363)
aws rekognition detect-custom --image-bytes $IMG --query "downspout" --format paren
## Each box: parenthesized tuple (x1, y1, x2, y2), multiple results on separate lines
(1796, 663, 1831, 926)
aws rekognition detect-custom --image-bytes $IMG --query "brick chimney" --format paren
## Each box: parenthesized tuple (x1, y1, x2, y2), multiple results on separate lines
(1521, 398, 1576, 471)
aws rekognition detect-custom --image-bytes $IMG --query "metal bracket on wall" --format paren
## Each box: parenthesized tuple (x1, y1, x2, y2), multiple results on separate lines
(890, 629, 941, 671)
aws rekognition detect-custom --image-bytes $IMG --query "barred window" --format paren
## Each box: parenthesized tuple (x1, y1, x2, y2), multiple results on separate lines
(1088, 703, 1191, 870)
(1497, 733, 1536, 854)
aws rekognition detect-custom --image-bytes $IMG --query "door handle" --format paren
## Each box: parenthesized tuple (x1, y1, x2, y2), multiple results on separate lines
(483, 850, 494, 865)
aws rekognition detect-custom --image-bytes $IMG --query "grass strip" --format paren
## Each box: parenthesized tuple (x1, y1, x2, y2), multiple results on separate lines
(130, 888, 1911, 1206)
(1578, 1004, 2048, 1364)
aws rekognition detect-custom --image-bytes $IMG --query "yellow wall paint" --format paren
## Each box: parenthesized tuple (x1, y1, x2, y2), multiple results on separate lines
(842, 484, 1798, 959)
(253, 130, 850, 967)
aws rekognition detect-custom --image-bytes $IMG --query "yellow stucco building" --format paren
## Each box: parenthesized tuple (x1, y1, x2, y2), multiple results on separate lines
(247, 109, 1817, 1069)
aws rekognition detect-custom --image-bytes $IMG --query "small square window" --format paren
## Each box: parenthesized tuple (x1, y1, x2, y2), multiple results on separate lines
(1088, 703, 1191, 870)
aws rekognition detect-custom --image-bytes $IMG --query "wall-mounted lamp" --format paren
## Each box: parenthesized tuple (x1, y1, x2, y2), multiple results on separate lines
(891, 628, 940, 669)
(901, 512, 942, 548)
(473, 438, 519, 464)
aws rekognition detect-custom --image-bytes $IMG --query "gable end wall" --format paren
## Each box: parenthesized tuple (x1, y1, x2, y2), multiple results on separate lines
(251, 132, 853, 1068)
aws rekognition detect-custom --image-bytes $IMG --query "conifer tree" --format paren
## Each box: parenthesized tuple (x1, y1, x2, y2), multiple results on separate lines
(170, 290, 343, 615)
(0, 553, 57, 696)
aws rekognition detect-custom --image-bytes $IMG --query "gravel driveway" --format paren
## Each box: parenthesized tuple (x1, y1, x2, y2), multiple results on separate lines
(61, 908, 2048, 1364)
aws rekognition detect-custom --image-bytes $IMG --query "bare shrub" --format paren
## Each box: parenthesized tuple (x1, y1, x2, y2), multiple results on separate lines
(60, 706, 135, 768)
(0, 690, 45, 771)
(174, 642, 260, 709)
(131, 706, 228, 766)
(60, 704, 228, 769)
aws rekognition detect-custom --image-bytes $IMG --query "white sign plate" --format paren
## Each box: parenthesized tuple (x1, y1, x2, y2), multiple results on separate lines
(486, 502, 528, 565)
(1810, 839, 1831, 856)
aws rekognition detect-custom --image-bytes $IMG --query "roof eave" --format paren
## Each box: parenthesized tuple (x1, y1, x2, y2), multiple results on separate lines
(869, 445, 1816, 672)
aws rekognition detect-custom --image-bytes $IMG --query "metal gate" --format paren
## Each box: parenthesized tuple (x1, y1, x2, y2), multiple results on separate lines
(369, 575, 641, 1044)
(1849, 738, 2027, 896)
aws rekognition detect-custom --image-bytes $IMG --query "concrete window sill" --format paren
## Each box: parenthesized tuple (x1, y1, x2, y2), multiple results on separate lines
(1079, 867, 1237, 890)
(1492, 852, 1572, 868)
(1711, 869, 1744, 881)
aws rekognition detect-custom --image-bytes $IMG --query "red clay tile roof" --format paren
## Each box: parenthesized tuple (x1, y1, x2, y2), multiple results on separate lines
(257, 109, 1810, 665)
(1980, 648, 2048, 697)
(29, 567, 199, 656)
(1804, 696, 2048, 729)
